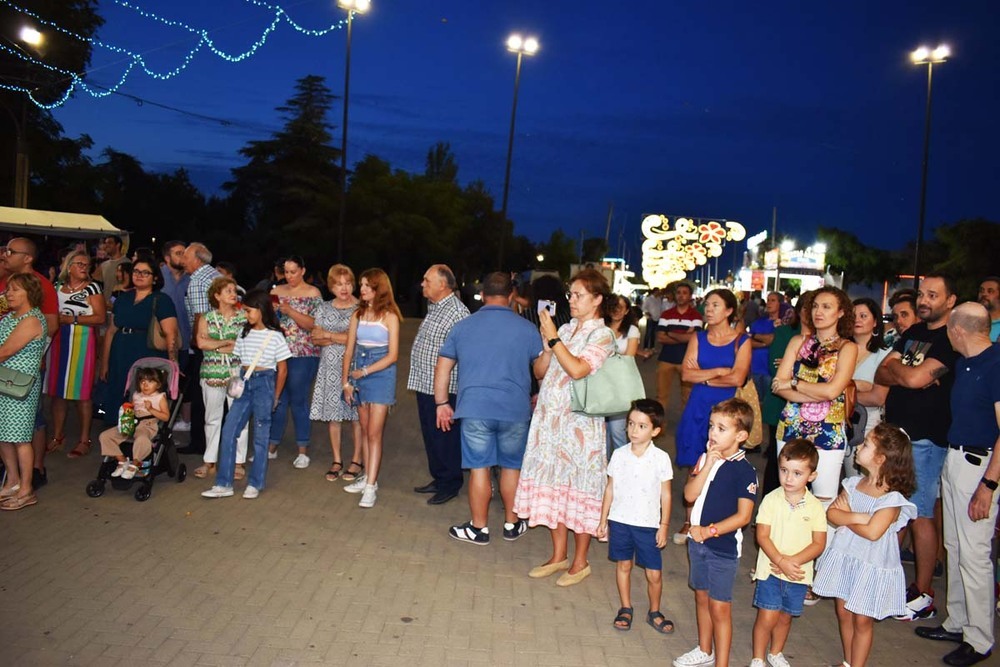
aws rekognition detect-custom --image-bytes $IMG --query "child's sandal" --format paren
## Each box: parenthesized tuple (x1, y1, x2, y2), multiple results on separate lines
(612, 607, 633, 631)
(341, 460, 364, 482)
(646, 611, 674, 634)
(234, 464, 246, 481)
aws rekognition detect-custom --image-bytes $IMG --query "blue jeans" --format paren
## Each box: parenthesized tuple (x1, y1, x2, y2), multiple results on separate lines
(217, 370, 275, 490)
(269, 356, 319, 448)
(605, 414, 628, 460)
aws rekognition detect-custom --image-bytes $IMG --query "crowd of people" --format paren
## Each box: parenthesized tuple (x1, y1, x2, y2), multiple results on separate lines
(1, 232, 999, 667)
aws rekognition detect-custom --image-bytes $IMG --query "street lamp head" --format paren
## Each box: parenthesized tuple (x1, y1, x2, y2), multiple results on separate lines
(19, 26, 43, 47)
(536, 254, 545, 263)
(523, 37, 539, 55)
(507, 33, 539, 55)
(911, 44, 949, 64)
(780, 239, 795, 253)
(506, 34, 523, 52)
(337, 0, 370, 14)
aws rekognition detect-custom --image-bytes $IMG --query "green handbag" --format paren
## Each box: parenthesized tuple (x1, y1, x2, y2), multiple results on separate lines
(0, 366, 36, 400)
(570, 329, 646, 417)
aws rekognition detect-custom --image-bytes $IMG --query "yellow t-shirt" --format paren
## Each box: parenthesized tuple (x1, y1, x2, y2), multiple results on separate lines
(753, 488, 827, 585)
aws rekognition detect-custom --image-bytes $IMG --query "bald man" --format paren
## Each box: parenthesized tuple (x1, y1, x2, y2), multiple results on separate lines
(915, 303, 999, 666)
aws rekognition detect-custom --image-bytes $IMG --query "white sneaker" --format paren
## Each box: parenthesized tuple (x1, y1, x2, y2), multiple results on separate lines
(672, 646, 715, 667)
(344, 474, 368, 493)
(359, 483, 378, 508)
(173, 419, 191, 432)
(767, 653, 790, 667)
(292, 453, 310, 469)
(110, 461, 127, 478)
(201, 485, 234, 498)
(750, 660, 766, 667)
(243, 486, 260, 499)
(267, 449, 278, 460)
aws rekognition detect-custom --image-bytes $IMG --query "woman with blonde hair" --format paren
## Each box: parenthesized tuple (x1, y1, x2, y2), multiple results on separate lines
(45, 250, 106, 458)
(310, 264, 363, 482)
(341, 268, 401, 508)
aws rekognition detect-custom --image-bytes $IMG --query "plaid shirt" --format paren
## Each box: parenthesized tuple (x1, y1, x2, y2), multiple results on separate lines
(184, 264, 222, 332)
(407, 292, 469, 395)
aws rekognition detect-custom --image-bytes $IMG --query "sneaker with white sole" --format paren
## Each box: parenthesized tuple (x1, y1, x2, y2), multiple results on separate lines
(121, 463, 138, 480)
(894, 585, 936, 621)
(344, 474, 367, 493)
(767, 652, 790, 667)
(267, 449, 278, 460)
(358, 483, 378, 508)
(750, 660, 766, 667)
(173, 419, 191, 432)
(672, 524, 690, 545)
(672, 646, 715, 667)
(292, 454, 310, 469)
(503, 519, 527, 541)
(110, 461, 127, 478)
(201, 485, 234, 498)
(450, 521, 490, 545)
(243, 486, 260, 499)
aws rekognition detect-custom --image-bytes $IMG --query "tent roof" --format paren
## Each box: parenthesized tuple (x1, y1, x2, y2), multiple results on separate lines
(0, 206, 126, 239)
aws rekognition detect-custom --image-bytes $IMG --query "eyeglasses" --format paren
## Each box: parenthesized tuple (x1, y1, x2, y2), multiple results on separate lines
(132, 269, 154, 277)
(566, 291, 590, 301)
(2, 247, 29, 256)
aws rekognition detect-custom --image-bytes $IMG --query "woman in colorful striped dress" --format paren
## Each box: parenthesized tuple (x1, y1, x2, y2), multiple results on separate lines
(45, 250, 106, 458)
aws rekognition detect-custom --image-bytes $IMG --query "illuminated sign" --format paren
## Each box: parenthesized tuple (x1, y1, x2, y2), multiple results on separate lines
(746, 230, 767, 250)
(641, 215, 746, 288)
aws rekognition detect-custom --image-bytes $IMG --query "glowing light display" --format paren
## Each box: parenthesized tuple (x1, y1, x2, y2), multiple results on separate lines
(641, 214, 746, 288)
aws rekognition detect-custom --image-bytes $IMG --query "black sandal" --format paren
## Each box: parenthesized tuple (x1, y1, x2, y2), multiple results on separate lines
(613, 606, 633, 631)
(325, 461, 344, 481)
(341, 461, 364, 482)
(646, 610, 674, 634)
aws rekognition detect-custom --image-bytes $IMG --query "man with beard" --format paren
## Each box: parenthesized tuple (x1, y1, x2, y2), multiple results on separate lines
(160, 241, 192, 431)
(978, 277, 1000, 342)
(876, 273, 959, 622)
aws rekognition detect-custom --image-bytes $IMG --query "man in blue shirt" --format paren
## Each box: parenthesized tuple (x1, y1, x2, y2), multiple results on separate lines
(916, 302, 1000, 666)
(435, 272, 544, 545)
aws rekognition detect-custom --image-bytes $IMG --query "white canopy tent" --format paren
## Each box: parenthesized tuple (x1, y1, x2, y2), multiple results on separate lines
(0, 205, 128, 245)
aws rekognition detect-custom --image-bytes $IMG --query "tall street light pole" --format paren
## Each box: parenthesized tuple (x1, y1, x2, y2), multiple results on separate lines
(497, 33, 538, 270)
(336, 0, 370, 262)
(910, 44, 949, 289)
(9, 26, 45, 208)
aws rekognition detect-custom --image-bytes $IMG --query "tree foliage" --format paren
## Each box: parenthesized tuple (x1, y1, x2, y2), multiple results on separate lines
(817, 226, 903, 288)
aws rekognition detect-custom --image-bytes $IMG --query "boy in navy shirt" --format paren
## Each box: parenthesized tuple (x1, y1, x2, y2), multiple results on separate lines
(673, 398, 758, 667)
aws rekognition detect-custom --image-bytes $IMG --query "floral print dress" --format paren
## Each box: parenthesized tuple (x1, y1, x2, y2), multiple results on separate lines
(514, 318, 615, 535)
(777, 335, 848, 450)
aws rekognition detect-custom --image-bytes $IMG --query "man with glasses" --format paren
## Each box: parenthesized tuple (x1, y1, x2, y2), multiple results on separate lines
(1, 238, 59, 488)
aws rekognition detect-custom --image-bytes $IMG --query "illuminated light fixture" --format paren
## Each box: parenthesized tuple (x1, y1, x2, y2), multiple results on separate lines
(19, 26, 43, 46)
(640, 214, 746, 288)
(780, 239, 795, 252)
(811, 242, 827, 254)
(338, 0, 371, 13)
(911, 44, 949, 64)
(522, 37, 539, 54)
(507, 34, 523, 51)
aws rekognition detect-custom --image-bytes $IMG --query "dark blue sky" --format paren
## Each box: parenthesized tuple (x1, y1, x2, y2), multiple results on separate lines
(48, 0, 1000, 260)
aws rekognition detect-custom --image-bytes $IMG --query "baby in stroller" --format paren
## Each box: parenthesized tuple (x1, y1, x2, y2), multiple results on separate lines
(98, 367, 170, 479)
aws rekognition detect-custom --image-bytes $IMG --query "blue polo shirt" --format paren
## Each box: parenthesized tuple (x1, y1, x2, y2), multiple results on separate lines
(161, 266, 191, 349)
(689, 450, 758, 557)
(439, 305, 544, 422)
(948, 343, 1000, 449)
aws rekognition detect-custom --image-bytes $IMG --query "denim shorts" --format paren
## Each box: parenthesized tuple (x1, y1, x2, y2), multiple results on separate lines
(461, 418, 529, 469)
(688, 539, 739, 602)
(352, 345, 396, 406)
(753, 575, 809, 616)
(909, 438, 946, 518)
(608, 520, 661, 570)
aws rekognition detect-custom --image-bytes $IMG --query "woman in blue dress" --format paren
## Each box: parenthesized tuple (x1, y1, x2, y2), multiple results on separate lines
(672, 288, 751, 543)
(99, 258, 179, 426)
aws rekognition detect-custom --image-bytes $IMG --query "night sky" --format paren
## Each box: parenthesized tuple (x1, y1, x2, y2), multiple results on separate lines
(45, 0, 1000, 262)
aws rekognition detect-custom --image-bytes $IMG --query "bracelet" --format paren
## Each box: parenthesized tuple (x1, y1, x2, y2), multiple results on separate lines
(362, 367, 369, 377)
(342, 382, 351, 390)
(436, 401, 449, 407)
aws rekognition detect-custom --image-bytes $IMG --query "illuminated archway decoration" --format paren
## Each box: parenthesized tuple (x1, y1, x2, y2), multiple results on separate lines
(641, 215, 746, 288)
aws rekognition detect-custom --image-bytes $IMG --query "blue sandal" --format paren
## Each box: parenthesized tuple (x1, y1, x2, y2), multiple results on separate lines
(647, 610, 674, 634)
(613, 607, 633, 631)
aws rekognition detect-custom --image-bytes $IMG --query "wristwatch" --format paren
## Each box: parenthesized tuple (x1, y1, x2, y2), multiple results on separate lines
(790, 377, 799, 389)
(707, 523, 719, 538)
(547, 338, 561, 349)
(981, 477, 999, 491)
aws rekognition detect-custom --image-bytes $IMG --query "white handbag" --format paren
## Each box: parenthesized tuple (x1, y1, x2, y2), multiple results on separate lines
(227, 331, 275, 399)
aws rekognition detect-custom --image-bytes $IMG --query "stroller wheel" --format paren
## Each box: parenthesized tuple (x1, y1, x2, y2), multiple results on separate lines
(86, 480, 105, 498)
(176, 463, 187, 483)
(134, 485, 152, 502)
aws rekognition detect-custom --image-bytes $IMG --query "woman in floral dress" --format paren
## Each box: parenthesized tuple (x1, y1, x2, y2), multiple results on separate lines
(268, 256, 323, 467)
(309, 264, 362, 481)
(514, 269, 616, 587)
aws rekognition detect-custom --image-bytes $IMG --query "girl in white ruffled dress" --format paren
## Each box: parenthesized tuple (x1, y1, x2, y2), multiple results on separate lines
(812, 423, 917, 667)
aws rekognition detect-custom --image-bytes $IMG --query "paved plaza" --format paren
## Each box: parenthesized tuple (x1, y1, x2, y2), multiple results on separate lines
(0, 320, 983, 665)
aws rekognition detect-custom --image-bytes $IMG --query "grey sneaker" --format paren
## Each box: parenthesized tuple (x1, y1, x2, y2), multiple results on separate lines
(201, 485, 234, 498)
(243, 486, 260, 499)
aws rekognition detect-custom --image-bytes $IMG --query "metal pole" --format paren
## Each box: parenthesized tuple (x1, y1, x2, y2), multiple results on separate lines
(913, 62, 934, 289)
(497, 51, 524, 270)
(336, 10, 355, 262)
(12, 97, 28, 207)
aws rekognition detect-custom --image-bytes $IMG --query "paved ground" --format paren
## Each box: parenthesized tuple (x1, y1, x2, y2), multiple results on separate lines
(0, 319, 987, 665)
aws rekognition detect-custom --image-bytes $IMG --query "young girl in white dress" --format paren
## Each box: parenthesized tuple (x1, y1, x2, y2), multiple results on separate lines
(812, 423, 917, 667)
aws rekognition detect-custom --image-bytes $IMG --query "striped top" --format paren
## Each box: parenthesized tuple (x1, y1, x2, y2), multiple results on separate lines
(57, 281, 101, 316)
(234, 328, 292, 371)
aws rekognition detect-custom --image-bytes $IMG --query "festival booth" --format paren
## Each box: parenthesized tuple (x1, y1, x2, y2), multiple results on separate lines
(0, 206, 128, 244)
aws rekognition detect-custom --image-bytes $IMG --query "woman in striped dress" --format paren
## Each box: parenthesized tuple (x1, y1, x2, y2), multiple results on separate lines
(45, 250, 106, 458)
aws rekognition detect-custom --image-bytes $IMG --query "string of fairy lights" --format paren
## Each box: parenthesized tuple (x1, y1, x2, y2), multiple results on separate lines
(0, 0, 347, 109)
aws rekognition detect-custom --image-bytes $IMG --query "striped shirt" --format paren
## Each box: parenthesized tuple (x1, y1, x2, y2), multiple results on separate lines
(234, 328, 292, 371)
(407, 292, 469, 395)
(657, 305, 703, 364)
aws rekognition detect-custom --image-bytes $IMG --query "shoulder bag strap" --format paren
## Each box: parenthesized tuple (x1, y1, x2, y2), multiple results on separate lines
(242, 330, 276, 380)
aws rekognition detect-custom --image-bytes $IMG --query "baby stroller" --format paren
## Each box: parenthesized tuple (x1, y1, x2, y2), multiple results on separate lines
(85, 357, 187, 501)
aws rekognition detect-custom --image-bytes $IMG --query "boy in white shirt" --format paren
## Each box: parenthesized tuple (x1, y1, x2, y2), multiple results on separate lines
(597, 399, 674, 633)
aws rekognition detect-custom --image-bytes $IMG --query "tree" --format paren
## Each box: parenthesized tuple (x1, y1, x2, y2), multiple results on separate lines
(581, 237, 609, 262)
(817, 226, 903, 288)
(424, 142, 458, 183)
(923, 219, 1000, 299)
(537, 230, 578, 279)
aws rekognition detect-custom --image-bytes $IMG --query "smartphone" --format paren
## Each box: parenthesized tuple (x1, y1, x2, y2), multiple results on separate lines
(537, 299, 557, 316)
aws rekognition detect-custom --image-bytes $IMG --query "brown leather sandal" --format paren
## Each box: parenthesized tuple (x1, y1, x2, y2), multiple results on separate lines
(67, 440, 92, 459)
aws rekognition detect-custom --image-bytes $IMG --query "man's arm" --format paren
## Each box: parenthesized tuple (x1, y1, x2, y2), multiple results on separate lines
(434, 356, 457, 431)
(968, 401, 1000, 522)
(875, 351, 949, 389)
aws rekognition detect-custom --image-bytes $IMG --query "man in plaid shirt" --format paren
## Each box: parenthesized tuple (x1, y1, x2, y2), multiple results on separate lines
(408, 264, 469, 505)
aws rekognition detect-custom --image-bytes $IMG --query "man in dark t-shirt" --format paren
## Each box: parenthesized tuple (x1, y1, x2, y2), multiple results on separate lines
(656, 282, 702, 419)
(876, 273, 958, 621)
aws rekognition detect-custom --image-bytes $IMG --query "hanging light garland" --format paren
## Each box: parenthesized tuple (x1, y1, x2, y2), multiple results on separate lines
(0, 0, 347, 109)
(641, 214, 747, 288)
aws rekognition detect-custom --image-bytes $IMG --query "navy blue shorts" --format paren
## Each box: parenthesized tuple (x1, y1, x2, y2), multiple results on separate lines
(753, 575, 809, 616)
(688, 539, 739, 602)
(608, 520, 661, 570)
